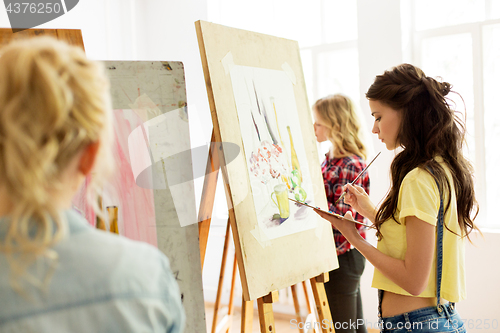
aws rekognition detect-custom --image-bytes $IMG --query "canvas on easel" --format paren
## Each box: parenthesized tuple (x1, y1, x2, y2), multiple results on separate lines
(102, 61, 205, 333)
(196, 20, 338, 303)
(71, 61, 205, 332)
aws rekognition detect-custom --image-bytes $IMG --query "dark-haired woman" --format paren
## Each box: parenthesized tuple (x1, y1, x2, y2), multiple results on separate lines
(315, 63, 478, 332)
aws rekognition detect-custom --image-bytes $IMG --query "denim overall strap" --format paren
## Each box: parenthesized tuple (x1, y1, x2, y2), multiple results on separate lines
(435, 179, 446, 315)
(378, 289, 384, 325)
(434, 179, 458, 319)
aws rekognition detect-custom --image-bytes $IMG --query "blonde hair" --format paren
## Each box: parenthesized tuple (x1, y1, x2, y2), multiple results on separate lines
(313, 94, 367, 160)
(0, 37, 113, 292)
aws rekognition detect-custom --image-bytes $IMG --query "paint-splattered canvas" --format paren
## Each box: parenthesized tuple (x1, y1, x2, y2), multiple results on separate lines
(72, 62, 205, 333)
(230, 65, 317, 240)
(104, 109, 158, 244)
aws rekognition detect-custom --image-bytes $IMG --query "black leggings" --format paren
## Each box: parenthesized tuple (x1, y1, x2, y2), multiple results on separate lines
(324, 248, 367, 333)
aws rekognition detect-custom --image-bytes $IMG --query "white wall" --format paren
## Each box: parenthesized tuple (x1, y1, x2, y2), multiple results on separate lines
(0, 0, 136, 60)
(133, 0, 211, 142)
(460, 232, 500, 331)
(0, 0, 212, 218)
(0, 0, 211, 145)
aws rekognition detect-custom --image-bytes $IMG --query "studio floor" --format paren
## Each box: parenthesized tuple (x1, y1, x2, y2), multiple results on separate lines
(205, 303, 296, 333)
(205, 303, 379, 333)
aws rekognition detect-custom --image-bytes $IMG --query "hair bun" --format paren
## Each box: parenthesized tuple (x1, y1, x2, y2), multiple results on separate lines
(441, 81, 451, 96)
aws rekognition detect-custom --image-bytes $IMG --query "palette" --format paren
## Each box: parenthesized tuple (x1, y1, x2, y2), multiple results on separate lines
(288, 198, 371, 227)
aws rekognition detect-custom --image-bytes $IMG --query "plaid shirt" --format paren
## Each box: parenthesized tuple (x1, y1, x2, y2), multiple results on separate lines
(321, 154, 370, 255)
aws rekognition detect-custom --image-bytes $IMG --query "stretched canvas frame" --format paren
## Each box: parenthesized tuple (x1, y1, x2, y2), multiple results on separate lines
(196, 20, 338, 301)
(73, 61, 205, 332)
(105, 61, 204, 332)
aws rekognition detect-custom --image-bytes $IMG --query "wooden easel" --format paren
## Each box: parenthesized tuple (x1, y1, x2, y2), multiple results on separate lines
(207, 219, 319, 333)
(198, 131, 335, 333)
(0, 28, 85, 50)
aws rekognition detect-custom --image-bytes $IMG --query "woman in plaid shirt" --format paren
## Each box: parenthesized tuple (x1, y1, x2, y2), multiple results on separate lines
(313, 94, 370, 333)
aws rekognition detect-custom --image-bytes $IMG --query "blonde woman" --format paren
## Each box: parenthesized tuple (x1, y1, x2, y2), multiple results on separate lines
(313, 94, 370, 333)
(0, 37, 184, 332)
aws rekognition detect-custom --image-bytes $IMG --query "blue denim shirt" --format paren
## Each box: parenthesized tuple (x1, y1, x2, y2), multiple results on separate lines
(0, 210, 185, 332)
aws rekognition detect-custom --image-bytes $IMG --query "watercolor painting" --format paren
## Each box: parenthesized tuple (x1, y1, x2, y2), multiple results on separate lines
(230, 65, 317, 240)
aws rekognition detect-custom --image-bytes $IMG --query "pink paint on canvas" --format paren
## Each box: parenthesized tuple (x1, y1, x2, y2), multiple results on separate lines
(71, 175, 95, 225)
(106, 109, 157, 246)
(71, 109, 157, 247)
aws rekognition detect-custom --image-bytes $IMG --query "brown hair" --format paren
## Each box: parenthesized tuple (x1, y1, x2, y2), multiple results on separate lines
(366, 63, 478, 240)
(313, 94, 367, 160)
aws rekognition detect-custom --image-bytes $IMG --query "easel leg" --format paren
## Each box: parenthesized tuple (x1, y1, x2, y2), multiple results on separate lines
(310, 273, 335, 333)
(199, 131, 220, 269)
(226, 253, 237, 333)
(291, 284, 304, 332)
(211, 219, 231, 333)
(241, 299, 253, 332)
(302, 281, 312, 314)
(257, 291, 279, 333)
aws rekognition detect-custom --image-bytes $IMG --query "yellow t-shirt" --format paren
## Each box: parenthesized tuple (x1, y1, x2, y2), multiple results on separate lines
(371, 157, 466, 302)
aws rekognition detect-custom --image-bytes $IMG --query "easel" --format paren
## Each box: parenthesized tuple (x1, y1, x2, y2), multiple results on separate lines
(0, 28, 85, 50)
(206, 217, 319, 332)
(198, 131, 336, 333)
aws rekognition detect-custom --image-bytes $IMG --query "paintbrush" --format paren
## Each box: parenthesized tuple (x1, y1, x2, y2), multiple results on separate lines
(334, 151, 381, 205)
(288, 198, 370, 227)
